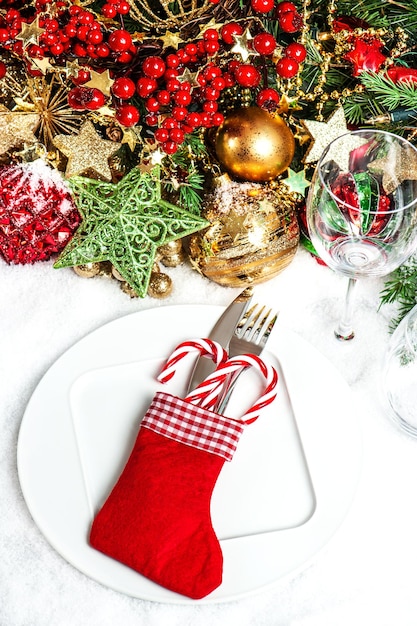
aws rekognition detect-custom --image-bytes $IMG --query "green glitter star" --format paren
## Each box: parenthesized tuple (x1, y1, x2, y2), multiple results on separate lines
(282, 168, 311, 196)
(54, 167, 209, 297)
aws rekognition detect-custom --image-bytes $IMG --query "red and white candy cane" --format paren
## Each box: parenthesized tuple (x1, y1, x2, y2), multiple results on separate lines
(185, 353, 278, 423)
(157, 338, 228, 384)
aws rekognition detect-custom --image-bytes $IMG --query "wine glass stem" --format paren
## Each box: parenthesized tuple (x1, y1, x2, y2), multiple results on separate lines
(335, 278, 357, 341)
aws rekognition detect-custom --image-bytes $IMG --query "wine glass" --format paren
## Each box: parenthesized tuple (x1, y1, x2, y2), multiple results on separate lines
(306, 129, 417, 340)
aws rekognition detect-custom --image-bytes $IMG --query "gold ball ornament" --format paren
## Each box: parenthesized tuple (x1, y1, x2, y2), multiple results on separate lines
(147, 271, 173, 298)
(214, 107, 295, 182)
(188, 176, 300, 288)
(73, 263, 102, 278)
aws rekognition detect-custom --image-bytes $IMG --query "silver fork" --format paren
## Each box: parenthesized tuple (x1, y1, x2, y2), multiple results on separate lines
(215, 303, 279, 414)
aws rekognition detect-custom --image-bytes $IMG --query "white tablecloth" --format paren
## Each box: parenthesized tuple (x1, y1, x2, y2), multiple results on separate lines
(3, 247, 417, 626)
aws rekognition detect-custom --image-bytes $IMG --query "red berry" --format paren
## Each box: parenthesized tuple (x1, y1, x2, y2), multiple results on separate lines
(86, 88, 106, 110)
(112, 77, 136, 99)
(234, 64, 261, 87)
(155, 128, 169, 143)
(142, 56, 166, 79)
(162, 140, 178, 154)
(279, 10, 303, 33)
(256, 87, 280, 108)
(173, 90, 191, 106)
(115, 104, 140, 126)
(276, 1, 297, 14)
(276, 56, 299, 78)
(251, 0, 275, 12)
(203, 28, 218, 41)
(285, 41, 307, 62)
(136, 76, 157, 97)
(253, 32, 277, 55)
(101, 3, 117, 18)
(169, 127, 185, 144)
(220, 22, 243, 45)
(117, 1, 130, 14)
(212, 112, 224, 126)
(108, 29, 132, 52)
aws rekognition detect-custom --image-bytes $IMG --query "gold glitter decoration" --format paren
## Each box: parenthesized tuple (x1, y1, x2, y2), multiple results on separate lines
(188, 177, 300, 287)
(16, 16, 44, 48)
(231, 28, 256, 63)
(368, 141, 417, 195)
(215, 107, 295, 182)
(302, 107, 367, 170)
(73, 263, 102, 278)
(85, 69, 114, 98)
(126, 0, 213, 31)
(0, 107, 40, 155)
(15, 75, 81, 149)
(53, 120, 122, 180)
(159, 30, 183, 50)
(147, 271, 173, 298)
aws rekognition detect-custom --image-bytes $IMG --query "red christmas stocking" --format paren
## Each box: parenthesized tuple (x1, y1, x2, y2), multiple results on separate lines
(89, 391, 245, 599)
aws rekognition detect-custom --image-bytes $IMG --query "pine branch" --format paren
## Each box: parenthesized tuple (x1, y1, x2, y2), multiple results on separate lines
(360, 71, 417, 110)
(380, 254, 417, 329)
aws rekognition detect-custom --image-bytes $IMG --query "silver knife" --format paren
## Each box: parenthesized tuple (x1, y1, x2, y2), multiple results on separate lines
(186, 287, 253, 393)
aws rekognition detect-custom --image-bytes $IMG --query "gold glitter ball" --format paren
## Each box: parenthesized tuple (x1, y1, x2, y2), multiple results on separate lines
(188, 177, 300, 287)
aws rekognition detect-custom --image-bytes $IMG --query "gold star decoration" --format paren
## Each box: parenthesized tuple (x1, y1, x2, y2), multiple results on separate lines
(159, 30, 183, 50)
(0, 106, 40, 155)
(231, 28, 257, 63)
(220, 209, 249, 242)
(53, 120, 121, 180)
(302, 106, 367, 171)
(368, 141, 417, 194)
(54, 167, 209, 297)
(28, 57, 54, 75)
(178, 68, 200, 87)
(282, 168, 311, 196)
(16, 16, 44, 48)
(85, 69, 114, 98)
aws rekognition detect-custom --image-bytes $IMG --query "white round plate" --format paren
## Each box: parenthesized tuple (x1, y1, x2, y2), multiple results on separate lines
(17, 305, 362, 604)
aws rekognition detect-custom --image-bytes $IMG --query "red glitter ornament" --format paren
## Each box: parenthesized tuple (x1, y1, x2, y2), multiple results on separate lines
(0, 161, 81, 264)
(345, 36, 386, 77)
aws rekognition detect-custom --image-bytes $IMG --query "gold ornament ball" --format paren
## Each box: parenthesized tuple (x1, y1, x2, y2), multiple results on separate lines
(147, 272, 173, 298)
(215, 107, 295, 182)
(188, 177, 299, 288)
(73, 263, 102, 278)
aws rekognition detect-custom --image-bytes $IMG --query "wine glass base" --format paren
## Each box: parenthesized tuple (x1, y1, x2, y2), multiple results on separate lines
(331, 240, 387, 275)
(334, 329, 355, 341)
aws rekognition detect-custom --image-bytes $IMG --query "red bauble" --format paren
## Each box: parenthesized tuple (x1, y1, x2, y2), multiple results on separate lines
(345, 36, 386, 76)
(0, 161, 81, 264)
(386, 66, 417, 84)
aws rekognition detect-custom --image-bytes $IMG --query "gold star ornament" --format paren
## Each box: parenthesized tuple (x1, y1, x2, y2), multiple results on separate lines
(0, 107, 40, 155)
(53, 120, 121, 180)
(368, 141, 417, 194)
(231, 28, 257, 62)
(302, 106, 367, 171)
(16, 16, 44, 48)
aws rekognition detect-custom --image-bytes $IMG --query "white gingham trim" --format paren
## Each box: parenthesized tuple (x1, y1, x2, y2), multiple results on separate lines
(141, 391, 245, 462)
